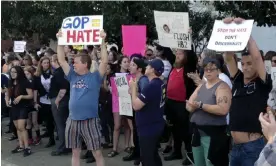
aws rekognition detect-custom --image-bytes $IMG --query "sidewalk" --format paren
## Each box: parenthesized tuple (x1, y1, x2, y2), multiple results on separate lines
(1, 118, 185, 166)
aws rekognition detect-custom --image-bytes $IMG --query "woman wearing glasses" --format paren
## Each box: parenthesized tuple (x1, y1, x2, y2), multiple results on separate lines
(186, 57, 232, 166)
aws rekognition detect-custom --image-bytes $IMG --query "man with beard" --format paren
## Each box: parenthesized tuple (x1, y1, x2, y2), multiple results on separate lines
(164, 49, 198, 165)
(223, 17, 272, 166)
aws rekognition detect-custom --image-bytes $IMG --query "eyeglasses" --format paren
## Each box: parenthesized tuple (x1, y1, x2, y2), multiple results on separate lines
(24, 59, 29, 60)
(146, 54, 153, 56)
(204, 68, 218, 73)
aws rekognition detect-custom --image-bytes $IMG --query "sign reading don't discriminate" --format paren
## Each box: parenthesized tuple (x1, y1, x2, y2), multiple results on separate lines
(207, 20, 254, 52)
(58, 15, 103, 45)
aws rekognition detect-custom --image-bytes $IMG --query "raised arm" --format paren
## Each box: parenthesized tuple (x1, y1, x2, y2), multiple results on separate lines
(248, 36, 266, 81)
(202, 83, 232, 116)
(98, 30, 108, 77)
(56, 31, 70, 75)
(223, 52, 238, 78)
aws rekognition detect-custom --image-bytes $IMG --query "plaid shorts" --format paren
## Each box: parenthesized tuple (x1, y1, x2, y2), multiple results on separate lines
(65, 118, 102, 150)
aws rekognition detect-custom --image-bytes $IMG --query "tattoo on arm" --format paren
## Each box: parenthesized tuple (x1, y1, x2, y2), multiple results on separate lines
(57, 90, 66, 100)
(217, 96, 228, 104)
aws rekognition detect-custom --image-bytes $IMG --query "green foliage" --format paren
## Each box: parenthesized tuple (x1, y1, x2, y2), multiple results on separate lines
(212, 1, 276, 27)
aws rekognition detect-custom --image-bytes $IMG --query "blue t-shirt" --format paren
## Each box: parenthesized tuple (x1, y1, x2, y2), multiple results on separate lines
(136, 78, 166, 136)
(66, 68, 103, 120)
(138, 75, 149, 93)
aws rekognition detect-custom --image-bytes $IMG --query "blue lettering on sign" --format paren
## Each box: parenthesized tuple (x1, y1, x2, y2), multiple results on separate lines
(62, 16, 90, 29)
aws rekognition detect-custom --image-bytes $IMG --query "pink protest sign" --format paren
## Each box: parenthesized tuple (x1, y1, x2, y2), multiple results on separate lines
(110, 74, 134, 113)
(122, 25, 146, 56)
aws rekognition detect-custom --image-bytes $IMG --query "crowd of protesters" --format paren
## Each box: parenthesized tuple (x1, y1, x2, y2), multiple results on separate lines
(1, 17, 276, 166)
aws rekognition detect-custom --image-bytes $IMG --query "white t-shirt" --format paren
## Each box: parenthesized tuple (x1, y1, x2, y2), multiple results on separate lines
(204, 73, 232, 124)
(40, 75, 52, 105)
(162, 60, 172, 79)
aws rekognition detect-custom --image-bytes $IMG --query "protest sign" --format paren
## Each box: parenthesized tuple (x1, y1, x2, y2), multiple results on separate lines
(13, 41, 26, 53)
(154, 11, 191, 50)
(265, 60, 272, 74)
(271, 67, 276, 86)
(122, 25, 146, 56)
(207, 20, 254, 51)
(110, 75, 133, 116)
(58, 15, 103, 45)
(237, 62, 242, 71)
(73, 45, 84, 50)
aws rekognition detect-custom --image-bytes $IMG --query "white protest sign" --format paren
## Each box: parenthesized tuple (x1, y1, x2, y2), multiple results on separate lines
(114, 75, 133, 117)
(13, 41, 26, 53)
(154, 11, 191, 50)
(207, 20, 254, 51)
(265, 60, 272, 74)
(271, 67, 276, 87)
(58, 15, 103, 45)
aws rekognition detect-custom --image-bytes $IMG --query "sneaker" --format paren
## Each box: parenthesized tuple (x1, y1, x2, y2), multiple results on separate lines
(162, 145, 172, 154)
(23, 148, 32, 157)
(34, 137, 41, 145)
(28, 139, 34, 145)
(11, 146, 24, 154)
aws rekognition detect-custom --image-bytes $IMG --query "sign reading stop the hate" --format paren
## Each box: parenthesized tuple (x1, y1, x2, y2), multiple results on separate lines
(58, 15, 103, 45)
(207, 20, 254, 52)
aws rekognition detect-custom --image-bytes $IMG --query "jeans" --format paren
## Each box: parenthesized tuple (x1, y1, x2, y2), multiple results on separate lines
(230, 137, 265, 166)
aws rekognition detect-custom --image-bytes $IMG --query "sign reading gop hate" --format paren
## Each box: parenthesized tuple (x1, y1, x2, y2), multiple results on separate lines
(58, 15, 103, 45)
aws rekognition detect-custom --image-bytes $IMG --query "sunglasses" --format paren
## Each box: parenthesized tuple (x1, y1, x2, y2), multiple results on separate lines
(146, 54, 153, 56)
(272, 60, 276, 63)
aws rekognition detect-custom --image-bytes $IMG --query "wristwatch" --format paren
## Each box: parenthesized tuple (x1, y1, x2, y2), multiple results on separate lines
(199, 101, 203, 110)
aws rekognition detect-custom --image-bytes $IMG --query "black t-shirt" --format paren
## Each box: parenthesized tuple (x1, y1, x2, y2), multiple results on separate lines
(229, 70, 272, 133)
(10, 79, 33, 108)
(48, 67, 70, 99)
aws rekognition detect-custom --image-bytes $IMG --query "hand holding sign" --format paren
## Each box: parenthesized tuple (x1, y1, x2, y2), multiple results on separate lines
(100, 30, 106, 40)
(223, 17, 245, 24)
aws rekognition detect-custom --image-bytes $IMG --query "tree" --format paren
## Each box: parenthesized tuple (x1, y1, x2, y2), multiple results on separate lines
(212, 1, 276, 27)
(1, 1, 213, 52)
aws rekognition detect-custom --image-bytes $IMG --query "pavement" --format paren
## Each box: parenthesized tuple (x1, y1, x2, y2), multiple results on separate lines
(1, 117, 189, 166)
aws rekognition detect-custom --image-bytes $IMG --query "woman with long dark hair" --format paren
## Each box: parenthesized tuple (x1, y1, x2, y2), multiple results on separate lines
(24, 66, 41, 145)
(6, 66, 33, 156)
(33, 56, 55, 148)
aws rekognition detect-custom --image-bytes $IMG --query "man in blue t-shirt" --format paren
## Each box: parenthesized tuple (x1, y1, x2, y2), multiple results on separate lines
(129, 59, 166, 166)
(56, 30, 108, 166)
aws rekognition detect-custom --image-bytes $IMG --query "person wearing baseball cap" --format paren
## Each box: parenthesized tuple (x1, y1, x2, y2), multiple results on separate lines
(129, 58, 166, 166)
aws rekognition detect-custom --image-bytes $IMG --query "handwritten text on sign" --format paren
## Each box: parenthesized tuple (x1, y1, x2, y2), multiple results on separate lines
(58, 15, 103, 45)
(154, 11, 191, 50)
(207, 20, 254, 52)
(114, 76, 133, 117)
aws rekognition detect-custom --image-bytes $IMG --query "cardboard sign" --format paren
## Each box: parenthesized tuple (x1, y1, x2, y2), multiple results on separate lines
(207, 20, 254, 51)
(265, 60, 272, 74)
(154, 11, 191, 50)
(110, 75, 133, 116)
(58, 15, 103, 45)
(13, 41, 26, 53)
(122, 25, 146, 56)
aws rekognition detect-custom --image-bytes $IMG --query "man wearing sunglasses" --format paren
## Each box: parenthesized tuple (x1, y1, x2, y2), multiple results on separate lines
(223, 17, 272, 166)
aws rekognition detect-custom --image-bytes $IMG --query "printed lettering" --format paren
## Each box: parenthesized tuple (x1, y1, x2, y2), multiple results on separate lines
(225, 35, 237, 40)
(237, 28, 247, 32)
(217, 28, 228, 33)
(62, 16, 90, 29)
